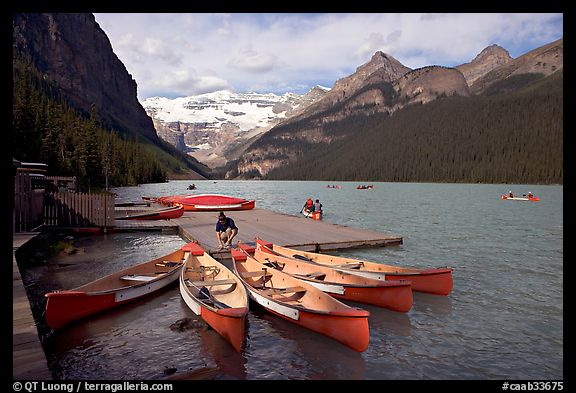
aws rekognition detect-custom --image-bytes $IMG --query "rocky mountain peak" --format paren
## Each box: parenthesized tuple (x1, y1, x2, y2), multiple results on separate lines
(470, 38, 563, 94)
(341, 51, 411, 88)
(474, 44, 512, 62)
(13, 13, 158, 142)
(456, 44, 513, 86)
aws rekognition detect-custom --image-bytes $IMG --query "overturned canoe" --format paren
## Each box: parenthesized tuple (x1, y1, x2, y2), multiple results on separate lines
(158, 194, 255, 211)
(249, 239, 412, 312)
(231, 247, 370, 352)
(115, 205, 184, 220)
(179, 243, 249, 352)
(45, 243, 190, 330)
(267, 243, 453, 296)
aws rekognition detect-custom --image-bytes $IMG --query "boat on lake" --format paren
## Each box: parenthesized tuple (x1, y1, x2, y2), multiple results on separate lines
(265, 243, 453, 296)
(179, 242, 248, 352)
(115, 204, 184, 220)
(156, 193, 255, 211)
(501, 193, 540, 202)
(249, 239, 413, 312)
(44, 243, 192, 330)
(231, 247, 370, 352)
(302, 209, 322, 220)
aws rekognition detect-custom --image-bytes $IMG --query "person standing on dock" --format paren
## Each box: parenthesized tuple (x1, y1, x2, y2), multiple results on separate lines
(216, 211, 238, 250)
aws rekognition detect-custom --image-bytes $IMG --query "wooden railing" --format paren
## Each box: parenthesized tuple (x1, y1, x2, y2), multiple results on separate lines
(14, 172, 45, 233)
(44, 191, 115, 228)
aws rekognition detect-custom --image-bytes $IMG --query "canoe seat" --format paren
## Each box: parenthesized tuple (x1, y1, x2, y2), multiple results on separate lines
(333, 263, 363, 269)
(189, 279, 237, 287)
(184, 280, 231, 309)
(302, 271, 326, 280)
(120, 274, 157, 282)
(240, 271, 273, 279)
(155, 261, 182, 268)
(261, 286, 307, 296)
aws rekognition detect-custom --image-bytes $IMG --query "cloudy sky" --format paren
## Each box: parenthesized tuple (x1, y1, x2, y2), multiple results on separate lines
(93, 13, 563, 101)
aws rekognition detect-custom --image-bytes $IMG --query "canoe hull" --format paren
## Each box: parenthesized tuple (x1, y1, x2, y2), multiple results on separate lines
(501, 195, 540, 202)
(231, 248, 370, 352)
(158, 194, 255, 211)
(302, 210, 322, 220)
(244, 284, 369, 352)
(338, 284, 412, 312)
(179, 277, 247, 352)
(271, 243, 453, 296)
(45, 269, 180, 330)
(386, 270, 453, 296)
(179, 242, 248, 351)
(180, 199, 255, 212)
(253, 240, 412, 312)
(116, 205, 184, 220)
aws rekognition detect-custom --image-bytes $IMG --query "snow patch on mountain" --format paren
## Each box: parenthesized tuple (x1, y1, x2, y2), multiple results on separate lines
(143, 90, 300, 132)
(141, 86, 329, 169)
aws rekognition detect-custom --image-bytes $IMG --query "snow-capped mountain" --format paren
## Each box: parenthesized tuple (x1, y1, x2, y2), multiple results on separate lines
(142, 87, 329, 168)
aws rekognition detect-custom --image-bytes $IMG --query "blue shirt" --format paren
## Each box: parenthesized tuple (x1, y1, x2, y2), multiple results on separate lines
(216, 217, 237, 232)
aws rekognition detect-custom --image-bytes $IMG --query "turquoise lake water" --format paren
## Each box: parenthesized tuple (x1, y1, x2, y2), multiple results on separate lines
(18, 180, 563, 380)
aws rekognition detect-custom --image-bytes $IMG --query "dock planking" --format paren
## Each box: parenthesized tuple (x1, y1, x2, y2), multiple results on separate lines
(13, 233, 52, 380)
(13, 206, 400, 379)
(170, 208, 403, 257)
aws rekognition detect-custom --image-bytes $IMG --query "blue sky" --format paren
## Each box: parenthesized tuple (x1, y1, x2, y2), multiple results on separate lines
(94, 13, 563, 100)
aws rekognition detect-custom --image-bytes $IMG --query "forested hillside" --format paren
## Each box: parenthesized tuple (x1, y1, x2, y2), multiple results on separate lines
(13, 56, 209, 191)
(266, 70, 563, 184)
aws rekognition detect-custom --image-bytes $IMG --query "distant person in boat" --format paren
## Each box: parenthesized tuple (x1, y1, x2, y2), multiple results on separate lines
(528, 192, 534, 198)
(215, 211, 238, 250)
(303, 198, 314, 213)
(314, 199, 323, 213)
(509, 191, 514, 198)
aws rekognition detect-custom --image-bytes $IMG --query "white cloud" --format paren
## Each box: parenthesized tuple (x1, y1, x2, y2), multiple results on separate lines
(94, 13, 563, 99)
(146, 69, 230, 97)
(228, 47, 282, 73)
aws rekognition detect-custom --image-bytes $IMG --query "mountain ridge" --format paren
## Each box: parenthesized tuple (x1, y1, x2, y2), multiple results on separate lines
(142, 86, 329, 168)
(12, 12, 210, 185)
(229, 37, 563, 182)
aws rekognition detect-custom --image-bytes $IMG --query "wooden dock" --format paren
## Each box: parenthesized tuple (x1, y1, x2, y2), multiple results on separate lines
(12, 207, 400, 379)
(13, 233, 52, 380)
(114, 207, 402, 258)
(171, 208, 402, 258)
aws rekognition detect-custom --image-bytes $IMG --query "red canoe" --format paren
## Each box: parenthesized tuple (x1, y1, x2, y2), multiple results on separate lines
(157, 194, 255, 211)
(44, 243, 192, 330)
(268, 243, 454, 296)
(231, 247, 370, 352)
(249, 239, 413, 312)
(501, 195, 540, 202)
(115, 205, 184, 220)
(302, 209, 322, 220)
(179, 243, 248, 352)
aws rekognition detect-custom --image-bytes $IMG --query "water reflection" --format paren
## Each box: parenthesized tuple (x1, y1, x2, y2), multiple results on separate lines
(360, 304, 413, 337)
(249, 304, 367, 380)
(412, 292, 453, 315)
(177, 300, 248, 380)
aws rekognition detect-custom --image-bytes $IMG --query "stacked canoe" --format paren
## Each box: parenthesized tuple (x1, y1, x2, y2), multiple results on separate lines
(153, 193, 255, 211)
(44, 238, 453, 353)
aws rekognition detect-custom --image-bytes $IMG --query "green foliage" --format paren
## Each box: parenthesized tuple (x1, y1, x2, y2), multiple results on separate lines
(12, 55, 208, 190)
(265, 70, 563, 184)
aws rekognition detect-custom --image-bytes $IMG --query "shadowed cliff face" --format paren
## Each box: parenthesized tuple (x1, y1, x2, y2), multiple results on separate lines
(13, 13, 158, 142)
